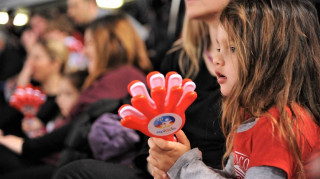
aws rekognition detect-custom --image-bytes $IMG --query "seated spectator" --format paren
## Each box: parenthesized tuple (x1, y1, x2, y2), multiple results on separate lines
(44, 14, 88, 73)
(24, 70, 88, 138)
(0, 70, 87, 170)
(0, 39, 69, 137)
(67, 0, 148, 40)
(0, 30, 25, 107)
(20, 9, 52, 53)
(0, 12, 152, 179)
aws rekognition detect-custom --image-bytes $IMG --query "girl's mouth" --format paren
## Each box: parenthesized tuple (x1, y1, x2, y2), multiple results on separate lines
(215, 71, 227, 84)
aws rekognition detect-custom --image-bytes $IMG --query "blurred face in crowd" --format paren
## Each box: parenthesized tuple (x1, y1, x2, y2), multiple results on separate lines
(56, 77, 80, 117)
(30, 14, 48, 36)
(184, 0, 230, 20)
(27, 43, 60, 83)
(84, 29, 97, 75)
(67, 0, 96, 25)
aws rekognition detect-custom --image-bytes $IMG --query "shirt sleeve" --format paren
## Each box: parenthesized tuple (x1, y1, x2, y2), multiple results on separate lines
(22, 122, 73, 158)
(167, 148, 235, 179)
(249, 117, 294, 177)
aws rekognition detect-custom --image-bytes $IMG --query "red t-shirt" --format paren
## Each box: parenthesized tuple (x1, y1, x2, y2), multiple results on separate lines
(233, 106, 320, 178)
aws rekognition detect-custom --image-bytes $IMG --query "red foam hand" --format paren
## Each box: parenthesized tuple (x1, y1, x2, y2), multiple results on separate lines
(9, 84, 46, 118)
(118, 71, 197, 141)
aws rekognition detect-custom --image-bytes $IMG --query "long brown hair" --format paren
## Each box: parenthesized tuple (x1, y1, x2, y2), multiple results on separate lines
(82, 13, 152, 90)
(220, 0, 320, 178)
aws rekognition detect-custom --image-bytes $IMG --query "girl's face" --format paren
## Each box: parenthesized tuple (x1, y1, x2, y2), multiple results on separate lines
(84, 30, 97, 75)
(213, 25, 238, 96)
(28, 43, 58, 83)
(56, 78, 80, 117)
(184, 0, 230, 20)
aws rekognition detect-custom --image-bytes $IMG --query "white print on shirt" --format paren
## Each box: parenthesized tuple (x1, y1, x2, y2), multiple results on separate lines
(234, 151, 250, 179)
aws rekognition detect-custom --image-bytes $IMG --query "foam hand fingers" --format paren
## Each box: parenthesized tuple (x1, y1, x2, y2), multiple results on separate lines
(120, 115, 149, 134)
(148, 72, 166, 113)
(176, 79, 197, 113)
(119, 71, 197, 142)
(165, 72, 182, 105)
(118, 105, 149, 134)
(128, 80, 155, 108)
(131, 95, 157, 119)
(151, 87, 166, 113)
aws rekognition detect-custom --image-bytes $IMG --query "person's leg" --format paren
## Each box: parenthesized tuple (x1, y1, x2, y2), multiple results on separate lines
(0, 165, 55, 179)
(0, 144, 38, 174)
(52, 159, 152, 179)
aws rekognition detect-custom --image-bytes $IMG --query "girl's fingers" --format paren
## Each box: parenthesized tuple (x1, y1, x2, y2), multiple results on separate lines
(175, 130, 190, 147)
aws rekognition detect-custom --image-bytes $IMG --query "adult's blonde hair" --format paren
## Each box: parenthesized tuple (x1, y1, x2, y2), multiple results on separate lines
(220, 0, 320, 178)
(38, 38, 69, 73)
(82, 13, 152, 90)
(170, 17, 209, 79)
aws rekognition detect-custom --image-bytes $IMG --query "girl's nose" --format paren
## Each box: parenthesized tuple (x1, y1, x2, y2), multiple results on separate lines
(212, 53, 224, 66)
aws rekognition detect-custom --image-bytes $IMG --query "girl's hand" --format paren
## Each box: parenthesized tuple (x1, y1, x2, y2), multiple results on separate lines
(0, 135, 23, 154)
(22, 117, 45, 138)
(147, 130, 191, 172)
(148, 164, 170, 179)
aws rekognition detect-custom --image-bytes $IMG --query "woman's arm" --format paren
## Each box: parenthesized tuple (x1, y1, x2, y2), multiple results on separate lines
(0, 122, 72, 157)
(0, 134, 23, 154)
(22, 121, 73, 158)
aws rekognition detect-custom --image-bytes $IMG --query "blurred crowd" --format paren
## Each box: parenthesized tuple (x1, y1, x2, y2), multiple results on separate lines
(0, 0, 319, 179)
(0, 0, 186, 178)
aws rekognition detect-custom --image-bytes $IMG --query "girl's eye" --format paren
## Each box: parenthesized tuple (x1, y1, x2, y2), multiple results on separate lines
(231, 46, 236, 52)
(216, 48, 221, 52)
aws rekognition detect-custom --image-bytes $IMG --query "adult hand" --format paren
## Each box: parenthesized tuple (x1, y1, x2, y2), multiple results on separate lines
(147, 130, 191, 172)
(0, 135, 23, 154)
(21, 29, 38, 53)
(16, 58, 34, 86)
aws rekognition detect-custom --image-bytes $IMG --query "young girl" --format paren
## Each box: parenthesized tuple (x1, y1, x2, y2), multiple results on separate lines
(23, 71, 88, 137)
(51, 1, 229, 179)
(0, 71, 87, 167)
(1, 39, 68, 137)
(147, 0, 320, 178)
(47, 70, 88, 133)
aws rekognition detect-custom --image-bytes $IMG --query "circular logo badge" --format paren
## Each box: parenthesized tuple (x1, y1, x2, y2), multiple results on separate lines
(148, 113, 182, 136)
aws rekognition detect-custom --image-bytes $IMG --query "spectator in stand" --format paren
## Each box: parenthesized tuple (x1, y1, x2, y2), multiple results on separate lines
(20, 9, 52, 53)
(0, 70, 87, 174)
(0, 30, 25, 82)
(148, 0, 320, 178)
(67, 0, 148, 41)
(52, 0, 229, 178)
(0, 39, 68, 137)
(0, 12, 152, 179)
(45, 14, 88, 73)
(0, 30, 25, 106)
